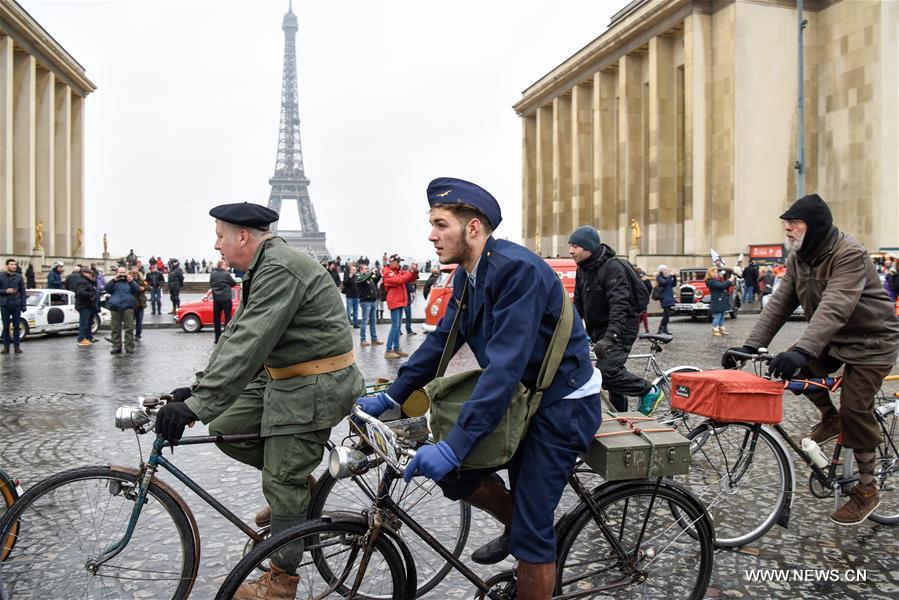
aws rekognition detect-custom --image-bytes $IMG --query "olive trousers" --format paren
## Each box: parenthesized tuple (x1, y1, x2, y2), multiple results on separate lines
(207, 384, 328, 572)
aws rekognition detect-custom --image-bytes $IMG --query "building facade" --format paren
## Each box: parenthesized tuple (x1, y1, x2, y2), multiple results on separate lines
(0, 0, 95, 259)
(515, 0, 898, 265)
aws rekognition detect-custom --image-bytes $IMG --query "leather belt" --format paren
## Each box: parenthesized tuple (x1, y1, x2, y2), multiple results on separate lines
(265, 350, 355, 380)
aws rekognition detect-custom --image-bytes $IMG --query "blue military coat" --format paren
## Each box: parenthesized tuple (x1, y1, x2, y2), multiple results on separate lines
(387, 237, 594, 460)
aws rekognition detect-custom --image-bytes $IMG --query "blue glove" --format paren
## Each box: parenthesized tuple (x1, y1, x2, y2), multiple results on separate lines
(768, 348, 814, 380)
(403, 441, 460, 483)
(355, 392, 398, 418)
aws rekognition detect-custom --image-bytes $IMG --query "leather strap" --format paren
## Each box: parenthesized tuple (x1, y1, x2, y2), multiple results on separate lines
(265, 350, 355, 380)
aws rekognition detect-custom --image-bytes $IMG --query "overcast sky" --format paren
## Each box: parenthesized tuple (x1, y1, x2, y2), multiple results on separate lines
(22, 0, 617, 263)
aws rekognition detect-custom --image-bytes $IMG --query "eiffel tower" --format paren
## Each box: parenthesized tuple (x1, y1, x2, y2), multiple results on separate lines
(267, 1, 329, 260)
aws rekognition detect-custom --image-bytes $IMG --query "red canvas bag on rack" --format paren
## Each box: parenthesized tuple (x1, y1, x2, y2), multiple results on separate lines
(671, 370, 784, 424)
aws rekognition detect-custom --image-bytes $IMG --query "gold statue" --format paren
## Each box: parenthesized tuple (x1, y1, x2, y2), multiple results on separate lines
(630, 218, 641, 248)
(33, 221, 44, 251)
(103, 233, 109, 254)
(74, 227, 83, 255)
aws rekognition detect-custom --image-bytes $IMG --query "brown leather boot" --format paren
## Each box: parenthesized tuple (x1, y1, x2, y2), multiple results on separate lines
(831, 481, 879, 525)
(809, 412, 841, 444)
(233, 562, 299, 599)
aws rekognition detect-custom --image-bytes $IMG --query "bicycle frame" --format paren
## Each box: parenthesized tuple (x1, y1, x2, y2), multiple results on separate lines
(93, 433, 265, 569)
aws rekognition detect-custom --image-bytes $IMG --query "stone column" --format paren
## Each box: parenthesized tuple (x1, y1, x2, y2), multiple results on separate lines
(35, 69, 54, 255)
(54, 82, 71, 256)
(649, 35, 678, 255)
(552, 95, 572, 257)
(0, 36, 13, 255)
(617, 53, 644, 253)
(71, 93, 84, 257)
(535, 104, 553, 256)
(594, 69, 617, 245)
(571, 81, 593, 231)
(522, 114, 537, 252)
(683, 12, 712, 255)
(12, 51, 36, 255)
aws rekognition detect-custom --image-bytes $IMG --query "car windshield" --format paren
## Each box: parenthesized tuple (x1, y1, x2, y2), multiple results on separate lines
(25, 291, 42, 306)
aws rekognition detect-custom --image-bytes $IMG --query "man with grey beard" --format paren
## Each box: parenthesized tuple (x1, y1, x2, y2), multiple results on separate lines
(723, 194, 899, 526)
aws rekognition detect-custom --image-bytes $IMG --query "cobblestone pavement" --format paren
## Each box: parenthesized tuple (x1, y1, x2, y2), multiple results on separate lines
(1, 311, 898, 598)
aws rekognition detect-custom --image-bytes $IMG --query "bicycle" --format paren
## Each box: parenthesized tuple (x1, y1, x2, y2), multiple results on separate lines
(0, 466, 22, 563)
(677, 350, 899, 548)
(0, 395, 268, 598)
(216, 406, 716, 599)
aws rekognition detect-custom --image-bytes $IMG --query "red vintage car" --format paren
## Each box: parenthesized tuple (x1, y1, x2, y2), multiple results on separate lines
(422, 258, 578, 331)
(175, 286, 242, 333)
(671, 267, 741, 321)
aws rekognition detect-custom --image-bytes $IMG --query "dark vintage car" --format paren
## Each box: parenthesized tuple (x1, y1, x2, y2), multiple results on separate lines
(671, 267, 741, 320)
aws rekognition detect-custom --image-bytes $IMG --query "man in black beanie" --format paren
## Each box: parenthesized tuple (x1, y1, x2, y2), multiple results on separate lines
(723, 193, 899, 525)
(569, 226, 664, 415)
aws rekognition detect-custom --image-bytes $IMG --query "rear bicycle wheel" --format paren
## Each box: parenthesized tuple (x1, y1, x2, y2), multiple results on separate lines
(0, 467, 20, 562)
(0, 466, 198, 599)
(555, 479, 714, 600)
(216, 519, 407, 600)
(676, 421, 791, 547)
(310, 467, 470, 597)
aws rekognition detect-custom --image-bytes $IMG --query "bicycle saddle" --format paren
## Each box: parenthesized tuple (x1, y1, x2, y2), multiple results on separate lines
(639, 333, 673, 344)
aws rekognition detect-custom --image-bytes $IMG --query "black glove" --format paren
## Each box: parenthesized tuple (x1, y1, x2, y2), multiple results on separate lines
(721, 345, 758, 369)
(169, 387, 193, 403)
(155, 401, 198, 443)
(593, 338, 615, 360)
(768, 348, 814, 380)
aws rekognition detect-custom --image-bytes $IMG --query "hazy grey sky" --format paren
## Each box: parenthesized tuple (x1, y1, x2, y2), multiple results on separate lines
(22, 0, 617, 262)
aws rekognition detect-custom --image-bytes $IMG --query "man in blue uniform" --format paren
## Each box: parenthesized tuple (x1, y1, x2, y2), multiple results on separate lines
(356, 177, 602, 600)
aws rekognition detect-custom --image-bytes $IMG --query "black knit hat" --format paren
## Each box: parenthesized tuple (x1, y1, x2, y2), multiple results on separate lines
(780, 194, 834, 263)
(568, 226, 601, 253)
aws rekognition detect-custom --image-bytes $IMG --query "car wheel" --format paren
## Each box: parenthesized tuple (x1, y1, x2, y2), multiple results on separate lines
(181, 314, 202, 333)
(730, 308, 738, 319)
(13, 319, 29, 341)
(91, 315, 101, 334)
(706, 312, 713, 323)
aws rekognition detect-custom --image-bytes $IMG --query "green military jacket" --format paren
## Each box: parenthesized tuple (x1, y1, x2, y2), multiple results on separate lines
(185, 237, 364, 436)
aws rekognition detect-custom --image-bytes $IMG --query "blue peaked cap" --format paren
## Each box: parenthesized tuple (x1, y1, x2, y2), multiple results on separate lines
(426, 177, 502, 230)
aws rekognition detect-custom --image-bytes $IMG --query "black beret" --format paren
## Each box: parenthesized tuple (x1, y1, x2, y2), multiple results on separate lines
(209, 202, 279, 228)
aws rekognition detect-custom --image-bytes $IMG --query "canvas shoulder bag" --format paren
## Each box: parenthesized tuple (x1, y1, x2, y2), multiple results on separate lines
(419, 278, 574, 469)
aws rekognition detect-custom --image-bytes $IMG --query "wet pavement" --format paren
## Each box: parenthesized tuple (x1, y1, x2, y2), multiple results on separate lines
(1, 309, 898, 598)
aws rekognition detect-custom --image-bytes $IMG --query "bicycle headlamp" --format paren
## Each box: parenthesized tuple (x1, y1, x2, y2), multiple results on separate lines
(115, 406, 151, 431)
(328, 446, 369, 479)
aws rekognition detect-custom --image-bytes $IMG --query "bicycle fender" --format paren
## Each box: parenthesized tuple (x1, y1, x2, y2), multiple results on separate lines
(314, 511, 418, 599)
(760, 426, 797, 528)
(109, 464, 202, 597)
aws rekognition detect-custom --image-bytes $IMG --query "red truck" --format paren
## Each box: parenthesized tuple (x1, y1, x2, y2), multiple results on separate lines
(423, 258, 578, 331)
(670, 267, 741, 321)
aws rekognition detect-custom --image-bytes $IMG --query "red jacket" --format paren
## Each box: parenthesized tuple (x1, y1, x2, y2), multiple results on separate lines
(383, 266, 417, 310)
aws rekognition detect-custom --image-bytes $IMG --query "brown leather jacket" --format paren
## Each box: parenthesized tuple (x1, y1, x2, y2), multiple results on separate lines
(746, 227, 899, 365)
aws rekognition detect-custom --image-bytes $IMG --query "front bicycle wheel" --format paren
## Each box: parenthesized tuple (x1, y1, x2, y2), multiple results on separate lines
(310, 467, 470, 597)
(555, 479, 714, 600)
(216, 518, 407, 600)
(847, 404, 899, 524)
(0, 466, 198, 599)
(678, 421, 791, 547)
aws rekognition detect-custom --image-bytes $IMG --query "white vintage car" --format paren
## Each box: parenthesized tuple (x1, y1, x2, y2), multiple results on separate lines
(8, 289, 110, 340)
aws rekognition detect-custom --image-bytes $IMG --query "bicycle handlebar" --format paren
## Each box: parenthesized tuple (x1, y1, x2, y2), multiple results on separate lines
(724, 349, 775, 362)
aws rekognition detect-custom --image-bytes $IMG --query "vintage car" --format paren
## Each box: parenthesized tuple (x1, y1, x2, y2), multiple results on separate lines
(8, 289, 110, 340)
(760, 276, 806, 319)
(422, 258, 578, 332)
(671, 267, 741, 320)
(175, 285, 242, 333)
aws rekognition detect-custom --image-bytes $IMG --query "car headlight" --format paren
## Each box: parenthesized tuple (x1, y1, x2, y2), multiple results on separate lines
(429, 304, 439, 317)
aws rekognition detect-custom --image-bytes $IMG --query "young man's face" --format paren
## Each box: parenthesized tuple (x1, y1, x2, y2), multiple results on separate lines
(568, 244, 592, 264)
(6, 260, 16, 273)
(428, 207, 471, 265)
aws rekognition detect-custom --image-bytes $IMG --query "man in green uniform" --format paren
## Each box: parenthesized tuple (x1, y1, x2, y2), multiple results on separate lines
(155, 202, 364, 599)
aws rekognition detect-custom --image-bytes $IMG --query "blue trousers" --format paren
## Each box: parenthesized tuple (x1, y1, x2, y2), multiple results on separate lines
(150, 288, 162, 313)
(360, 301, 378, 342)
(387, 308, 403, 351)
(712, 311, 726, 328)
(346, 297, 359, 325)
(436, 394, 602, 563)
(78, 308, 94, 341)
(742, 285, 755, 304)
(1, 306, 23, 348)
(403, 301, 413, 333)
